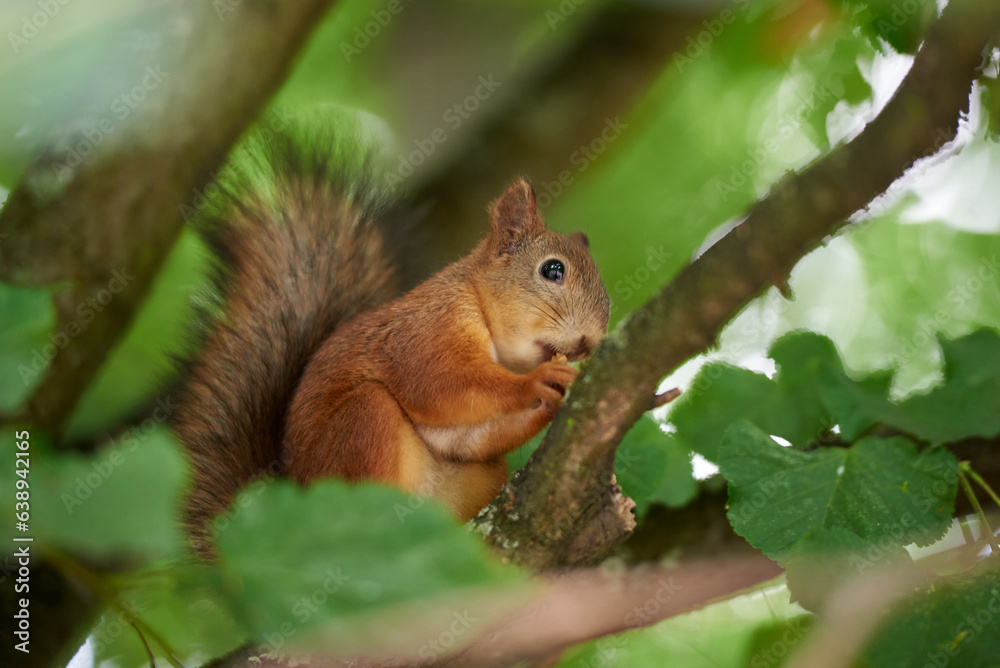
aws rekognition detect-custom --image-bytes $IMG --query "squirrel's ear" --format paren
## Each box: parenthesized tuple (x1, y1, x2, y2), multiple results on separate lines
(489, 178, 546, 255)
(569, 232, 589, 250)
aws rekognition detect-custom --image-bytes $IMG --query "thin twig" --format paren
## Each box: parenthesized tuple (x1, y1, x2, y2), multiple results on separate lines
(132, 621, 158, 668)
(44, 549, 187, 668)
(964, 462, 1000, 509)
(476, 0, 1000, 571)
(959, 462, 1000, 557)
(651, 388, 681, 409)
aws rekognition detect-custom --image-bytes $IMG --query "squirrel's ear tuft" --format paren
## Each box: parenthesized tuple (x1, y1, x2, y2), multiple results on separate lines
(489, 178, 546, 255)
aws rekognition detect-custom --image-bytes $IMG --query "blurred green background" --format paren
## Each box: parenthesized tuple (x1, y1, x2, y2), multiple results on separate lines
(2, 0, 999, 666)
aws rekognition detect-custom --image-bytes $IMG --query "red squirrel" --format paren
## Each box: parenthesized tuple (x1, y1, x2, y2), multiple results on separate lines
(174, 126, 610, 556)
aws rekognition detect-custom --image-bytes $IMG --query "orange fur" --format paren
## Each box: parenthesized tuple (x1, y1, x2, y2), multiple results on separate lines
(284, 179, 609, 519)
(175, 123, 610, 556)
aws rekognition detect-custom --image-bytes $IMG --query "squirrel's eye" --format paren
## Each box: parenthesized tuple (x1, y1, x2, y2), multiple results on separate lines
(540, 259, 565, 283)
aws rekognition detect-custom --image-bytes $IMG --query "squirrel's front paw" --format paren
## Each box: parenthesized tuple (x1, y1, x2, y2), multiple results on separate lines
(524, 355, 578, 410)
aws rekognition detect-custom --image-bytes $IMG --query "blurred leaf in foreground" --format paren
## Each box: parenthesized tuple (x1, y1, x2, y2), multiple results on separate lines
(205, 479, 527, 655)
(21, 427, 185, 562)
(863, 562, 1000, 667)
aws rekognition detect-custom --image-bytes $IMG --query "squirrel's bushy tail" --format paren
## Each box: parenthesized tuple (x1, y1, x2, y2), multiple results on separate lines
(174, 120, 399, 557)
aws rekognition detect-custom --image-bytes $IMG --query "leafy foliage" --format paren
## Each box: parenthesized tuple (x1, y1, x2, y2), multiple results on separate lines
(1, 427, 185, 560)
(672, 328, 1000, 452)
(0, 282, 56, 410)
(3, 0, 1000, 666)
(93, 572, 245, 668)
(207, 480, 522, 643)
(671, 327, 999, 625)
(843, 0, 938, 54)
(720, 423, 957, 560)
(863, 563, 1000, 666)
(616, 417, 697, 514)
(891, 329, 1000, 442)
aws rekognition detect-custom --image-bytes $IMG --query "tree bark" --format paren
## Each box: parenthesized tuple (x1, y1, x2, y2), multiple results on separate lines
(202, 554, 781, 668)
(0, 2, 335, 663)
(0, 0, 335, 440)
(474, 0, 1000, 572)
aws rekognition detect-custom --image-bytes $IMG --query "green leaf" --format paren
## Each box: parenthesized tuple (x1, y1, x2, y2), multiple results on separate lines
(766, 332, 843, 442)
(782, 526, 910, 612)
(0, 282, 57, 412)
(797, 35, 874, 148)
(63, 231, 205, 441)
(860, 0, 936, 54)
(616, 418, 697, 514)
(616, 418, 669, 508)
(770, 331, 898, 442)
(893, 329, 1000, 443)
(733, 329, 1000, 445)
(209, 480, 523, 645)
(506, 431, 543, 478)
(670, 333, 842, 460)
(646, 435, 698, 510)
(740, 614, 814, 668)
(91, 566, 245, 668)
(719, 422, 957, 560)
(817, 368, 897, 442)
(671, 363, 779, 461)
(863, 563, 1000, 666)
(560, 579, 807, 668)
(25, 428, 186, 561)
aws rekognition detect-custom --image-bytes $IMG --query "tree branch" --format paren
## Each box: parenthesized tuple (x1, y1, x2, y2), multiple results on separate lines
(202, 553, 781, 668)
(0, 0, 335, 439)
(474, 0, 1000, 571)
(0, 2, 336, 662)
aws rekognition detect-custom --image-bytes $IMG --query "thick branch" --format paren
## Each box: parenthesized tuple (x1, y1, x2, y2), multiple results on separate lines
(0, 2, 334, 662)
(475, 0, 1000, 571)
(204, 554, 780, 668)
(0, 0, 334, 438)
